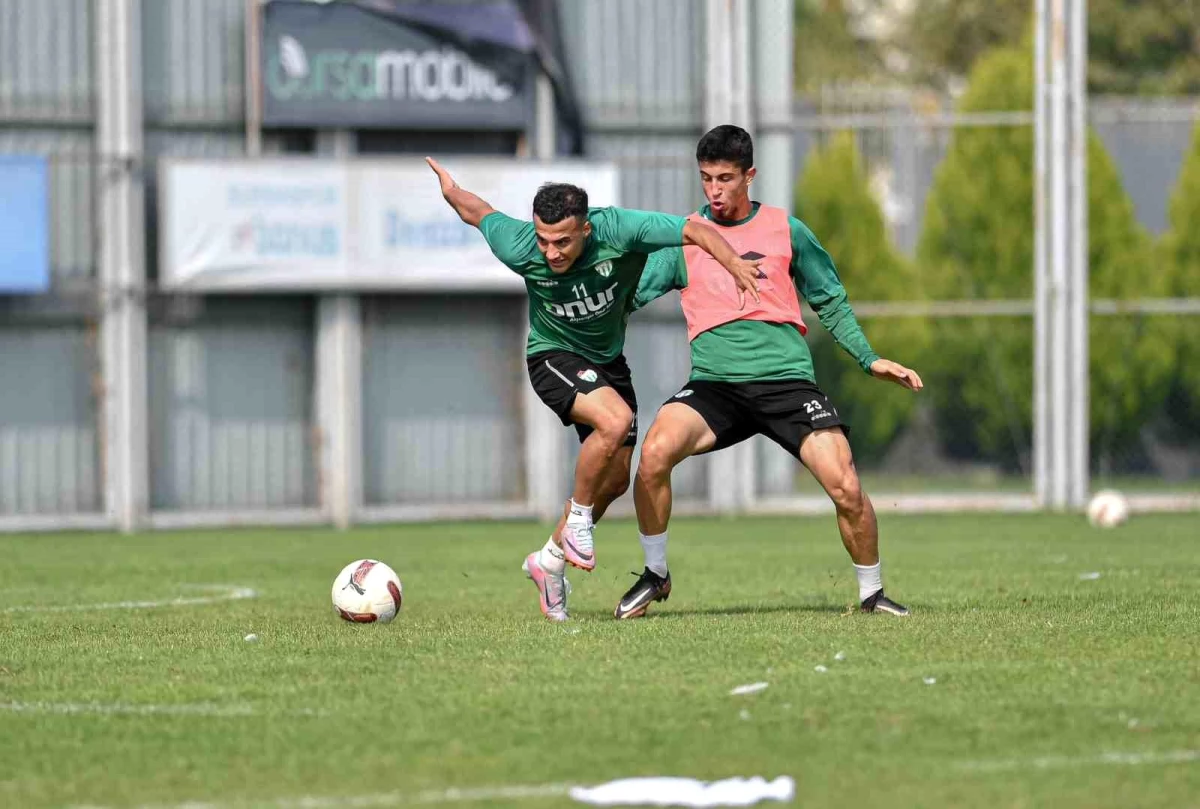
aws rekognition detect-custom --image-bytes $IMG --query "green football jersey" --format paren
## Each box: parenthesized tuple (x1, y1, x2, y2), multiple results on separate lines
(480, 207, 688, 364)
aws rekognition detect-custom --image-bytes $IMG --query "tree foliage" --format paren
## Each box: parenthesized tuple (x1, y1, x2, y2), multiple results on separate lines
(917, 46, 1170, 471)
(796, 132, 929, 462)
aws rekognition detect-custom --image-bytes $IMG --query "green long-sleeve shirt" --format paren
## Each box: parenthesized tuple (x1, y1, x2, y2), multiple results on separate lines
(633, 203, 878, 384)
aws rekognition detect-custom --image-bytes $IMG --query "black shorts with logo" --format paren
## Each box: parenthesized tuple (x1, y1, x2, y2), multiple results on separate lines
(665, 379, 847, 459)
(526, 350, 638, 446)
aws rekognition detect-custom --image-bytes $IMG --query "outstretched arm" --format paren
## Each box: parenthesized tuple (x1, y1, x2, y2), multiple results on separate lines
(681, 220, 761, 307)
(793, 219, 924, 391)
(426, 157, 495, 228)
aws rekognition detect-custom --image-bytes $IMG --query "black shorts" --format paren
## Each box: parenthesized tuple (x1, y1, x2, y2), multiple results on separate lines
(665, 379, 847, 459)
(526, 350, 638, 446)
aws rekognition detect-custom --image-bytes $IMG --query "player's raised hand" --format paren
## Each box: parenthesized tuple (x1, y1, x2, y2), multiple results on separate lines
(869, 359, 924, 391)
(425, 156, 458, 197)
(728, 256, 762, 309)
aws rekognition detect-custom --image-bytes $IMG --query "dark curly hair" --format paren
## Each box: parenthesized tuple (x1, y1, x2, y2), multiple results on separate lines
(532, 183, 589, 224)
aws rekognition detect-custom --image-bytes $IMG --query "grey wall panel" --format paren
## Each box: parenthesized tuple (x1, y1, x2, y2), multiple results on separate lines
(559, 0, 703, 129)
(0, 325, 100, 514)
(0, 0, 93, 123)
(143, 0, 245, 125)
(149, 297, 316, 510)
(0, 129, 95, 283)
(587, 133, 701, 214)
(362, 296, 525, 505)
(1092, 99, 1197, 236)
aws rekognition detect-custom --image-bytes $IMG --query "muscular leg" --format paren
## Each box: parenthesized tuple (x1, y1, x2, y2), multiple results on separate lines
(612, 403, 716, 619)
(798, 427, 877, 565)
(634, 404, 716, 539)
(799, 427, 905, 613)
(568, 387, 635, 509)
(552, 446, 632, 545)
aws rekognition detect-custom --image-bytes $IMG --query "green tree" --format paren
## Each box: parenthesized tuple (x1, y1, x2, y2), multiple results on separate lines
(895, 0, 1200, 94)
(1161, 123, 1200, 438)
(917, 46, 1170, 471)
(794, 0, 885, 89)
(796, 132, 929, 462)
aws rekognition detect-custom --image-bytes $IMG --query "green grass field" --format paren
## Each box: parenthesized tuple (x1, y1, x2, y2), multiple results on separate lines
(2, 514, 1198, 809)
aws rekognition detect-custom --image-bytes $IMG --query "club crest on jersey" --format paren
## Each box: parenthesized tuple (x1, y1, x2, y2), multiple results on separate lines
(594, 260, 614, 277)
(577, 369, 598, 383)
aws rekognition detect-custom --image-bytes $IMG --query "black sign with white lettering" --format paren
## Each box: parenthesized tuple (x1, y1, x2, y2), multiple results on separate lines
(261, 1, 534, 129)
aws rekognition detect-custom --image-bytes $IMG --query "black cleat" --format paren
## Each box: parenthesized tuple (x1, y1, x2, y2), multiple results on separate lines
(614, 567, 672, 620)
(861, 589, 909, 616)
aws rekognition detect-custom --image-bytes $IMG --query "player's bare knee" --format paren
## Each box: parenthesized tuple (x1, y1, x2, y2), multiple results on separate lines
(829, 470, 864, 515)
(637, 434, 677, 482)
(595, 406, 634, 446)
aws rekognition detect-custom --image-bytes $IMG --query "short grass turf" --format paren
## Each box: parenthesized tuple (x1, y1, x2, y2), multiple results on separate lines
(1, 513, 1198, 809)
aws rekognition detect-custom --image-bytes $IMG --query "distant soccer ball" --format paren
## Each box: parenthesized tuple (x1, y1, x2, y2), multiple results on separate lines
(1086, 490, 1130, 528)
(331, 559, 403, 623)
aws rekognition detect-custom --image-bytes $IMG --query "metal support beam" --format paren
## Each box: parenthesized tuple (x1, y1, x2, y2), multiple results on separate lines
(1035, 0, 1089, 509)
(314, 130, 362, 529)
(523, 69, 567, 520)
(751, 0, 796, 499)
(96, 0, 148, 533)
(704, 0, 754, 512)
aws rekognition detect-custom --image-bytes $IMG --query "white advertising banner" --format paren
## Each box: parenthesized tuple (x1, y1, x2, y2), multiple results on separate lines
(159, 158, 619, 291)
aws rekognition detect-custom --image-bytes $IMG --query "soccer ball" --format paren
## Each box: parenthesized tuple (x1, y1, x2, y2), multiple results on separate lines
(1086, 490, 1130, 529)
(331, 559, 403, 623)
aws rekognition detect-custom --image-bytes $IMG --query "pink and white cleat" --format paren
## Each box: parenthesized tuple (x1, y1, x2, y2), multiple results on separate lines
(560, 522, 596, 572)
(522, 552, 569, 622)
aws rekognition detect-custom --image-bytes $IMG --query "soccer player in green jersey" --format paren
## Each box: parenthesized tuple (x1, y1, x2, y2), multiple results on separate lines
(613, 126, 922, 620)
(426, 157, 762, 621)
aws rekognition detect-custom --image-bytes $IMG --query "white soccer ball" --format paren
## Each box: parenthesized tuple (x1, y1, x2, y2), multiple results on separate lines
(331, 559, 403, 623)
(1086, 490, 1130, 529)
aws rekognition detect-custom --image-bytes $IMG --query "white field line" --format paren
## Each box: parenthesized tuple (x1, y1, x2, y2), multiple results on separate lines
(55, 749, 1200, 809)
(70, 783, 575, 809)
(1, 584, 257, 613)
(959, 748, 1200, 772)
(1, 701, 326, 718)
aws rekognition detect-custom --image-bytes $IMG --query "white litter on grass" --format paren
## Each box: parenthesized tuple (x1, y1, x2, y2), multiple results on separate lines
(923, 677, 937, 686)
(958, 749, 1200, 773)
(1079, 572, 1102, 581)
(738, 709, 751, 721)
(729, 682, 769, 696)
(243, 634, 259, 643)
(833, 651, 846, 662)
(2, 584, 258, 613)
(570, 776, 795, 807)
(814, 665, 828, 673)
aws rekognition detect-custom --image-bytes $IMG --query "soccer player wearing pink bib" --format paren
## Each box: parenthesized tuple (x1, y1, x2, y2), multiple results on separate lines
(614, 126, 923, 620)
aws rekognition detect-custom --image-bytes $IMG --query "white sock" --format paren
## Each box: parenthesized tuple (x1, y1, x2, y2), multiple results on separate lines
(640, 531, 669, 578)
(854, 562, 883, 603)
(567, 499, 594, 527)
(538, 537, 566, 575)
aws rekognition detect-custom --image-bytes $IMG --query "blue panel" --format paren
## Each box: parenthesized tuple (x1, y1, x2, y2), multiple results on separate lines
(0, 156, 50, 293)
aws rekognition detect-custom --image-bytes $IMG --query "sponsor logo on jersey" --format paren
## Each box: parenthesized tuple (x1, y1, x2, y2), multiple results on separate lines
(544, 282, 618, 320)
